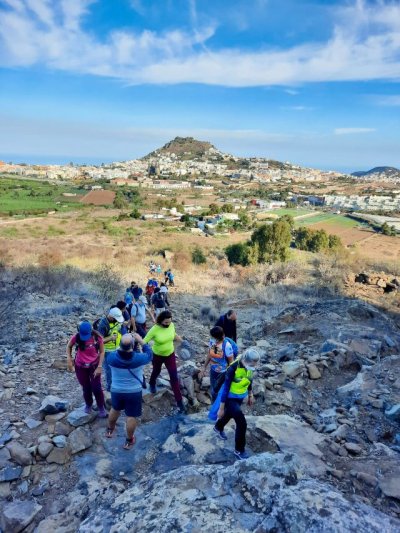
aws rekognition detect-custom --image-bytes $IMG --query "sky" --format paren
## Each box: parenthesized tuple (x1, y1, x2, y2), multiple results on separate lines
(0, 0, 399, 172)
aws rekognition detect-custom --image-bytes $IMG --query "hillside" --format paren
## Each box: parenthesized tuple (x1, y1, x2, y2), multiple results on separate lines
(144, 136, 224, 161)
(352, 166, 400, 178)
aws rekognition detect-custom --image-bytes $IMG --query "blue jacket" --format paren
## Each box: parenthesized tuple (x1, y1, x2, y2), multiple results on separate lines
(108, 345, 152, 393)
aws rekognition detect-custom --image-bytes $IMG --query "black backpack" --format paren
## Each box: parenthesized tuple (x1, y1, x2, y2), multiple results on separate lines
(153, 292, 165, 308)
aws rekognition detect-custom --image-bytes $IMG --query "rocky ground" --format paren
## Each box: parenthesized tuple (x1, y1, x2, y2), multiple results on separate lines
(0, 267, 400, 532)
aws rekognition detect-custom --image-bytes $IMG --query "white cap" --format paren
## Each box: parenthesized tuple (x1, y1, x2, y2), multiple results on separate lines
(160, 286, 168, 293)
(138, 295, 148, 304)
(109, 307, 124, 323)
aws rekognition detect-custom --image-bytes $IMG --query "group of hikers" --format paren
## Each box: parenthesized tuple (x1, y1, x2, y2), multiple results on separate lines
(66, 281, 260, 459)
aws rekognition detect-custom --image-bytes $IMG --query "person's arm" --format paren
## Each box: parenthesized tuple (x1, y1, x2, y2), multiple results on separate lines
(146, 306, 155, 323)
(248, 379, 254, 406)
(143, 326, 156, 345)
(199, 352, 212, 379)
(217, 364, 236, 418)
(224, 341, 234, 365)
(94, 341, 105, 376)
(174, 334, 183, 343)
(66, 337, 75, 372)
(130, 341, 153, 368)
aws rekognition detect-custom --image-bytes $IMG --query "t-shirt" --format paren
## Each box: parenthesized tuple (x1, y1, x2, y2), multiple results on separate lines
(143, 323, 176, 357)
(70, 334, 103, 366)
(208, 339, 234, 372)
(131, 302, 147, 324)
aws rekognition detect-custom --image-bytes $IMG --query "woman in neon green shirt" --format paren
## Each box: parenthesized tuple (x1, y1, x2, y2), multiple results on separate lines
(143, 310, 185, 413)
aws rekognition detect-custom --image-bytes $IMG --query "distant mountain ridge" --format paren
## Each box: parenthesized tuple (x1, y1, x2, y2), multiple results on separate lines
(352, 166, 400, 178)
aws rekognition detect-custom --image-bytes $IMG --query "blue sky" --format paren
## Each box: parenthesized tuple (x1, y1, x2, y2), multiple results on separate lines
(0, 0, 399, 172)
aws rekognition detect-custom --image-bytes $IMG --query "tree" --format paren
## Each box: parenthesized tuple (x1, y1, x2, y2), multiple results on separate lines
(381, 222, 397, 236)
(208, 203, 220, 215)
(224, 203, 234, 213)
(251, 220, 292, 263)
(225, 243, 250, 266)
(328, 234, 343, 250)
(113, 193, 128, 209)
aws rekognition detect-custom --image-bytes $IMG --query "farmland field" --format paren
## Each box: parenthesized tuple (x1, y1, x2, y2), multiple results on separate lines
(297, 213, 375, 246)
(0, 176, 86, 214)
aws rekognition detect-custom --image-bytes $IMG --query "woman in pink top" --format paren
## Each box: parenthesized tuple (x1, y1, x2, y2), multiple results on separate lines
(66, 321, 107, 417)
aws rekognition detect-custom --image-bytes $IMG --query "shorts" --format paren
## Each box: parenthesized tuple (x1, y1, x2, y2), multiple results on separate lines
(111, 391, 142, 417)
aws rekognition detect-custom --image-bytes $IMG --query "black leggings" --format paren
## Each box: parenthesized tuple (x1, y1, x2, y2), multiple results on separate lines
(215, 398, 247, 452)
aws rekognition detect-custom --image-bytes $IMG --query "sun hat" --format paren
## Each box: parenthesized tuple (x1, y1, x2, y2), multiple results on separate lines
(78, 321, 92, 341)
(109, 307, 124, 323)
(138, 295, 147, 304)
(241, 348, 261, 370)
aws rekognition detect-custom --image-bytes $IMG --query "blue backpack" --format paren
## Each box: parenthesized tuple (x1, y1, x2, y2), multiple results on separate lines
(222, 337, 238, 357)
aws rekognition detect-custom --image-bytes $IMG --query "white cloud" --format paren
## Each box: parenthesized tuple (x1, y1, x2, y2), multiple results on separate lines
(334, 128, 376, 135)
(0, 1, 400, 86)
(281, 106, 313, 111)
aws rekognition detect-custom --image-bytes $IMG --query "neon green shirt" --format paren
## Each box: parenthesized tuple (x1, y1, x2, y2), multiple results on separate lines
(143, 323, 176, 357)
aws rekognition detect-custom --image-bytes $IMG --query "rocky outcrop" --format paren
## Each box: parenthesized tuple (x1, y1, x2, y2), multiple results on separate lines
(78, 453, 400, 533)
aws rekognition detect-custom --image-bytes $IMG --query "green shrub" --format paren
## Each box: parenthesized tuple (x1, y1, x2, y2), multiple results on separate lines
(192, 246, 207, 264)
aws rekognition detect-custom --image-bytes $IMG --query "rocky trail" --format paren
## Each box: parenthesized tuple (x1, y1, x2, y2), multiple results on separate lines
(1, 275, 400, 532)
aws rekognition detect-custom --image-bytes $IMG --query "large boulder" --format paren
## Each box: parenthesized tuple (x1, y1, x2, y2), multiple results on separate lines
(78, 453, 400, 533)
(0, 500, 42, 533)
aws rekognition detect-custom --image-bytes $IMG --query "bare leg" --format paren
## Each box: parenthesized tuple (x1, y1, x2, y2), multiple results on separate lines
(126, 416, 138, 440)
(108, 408, 120, 429)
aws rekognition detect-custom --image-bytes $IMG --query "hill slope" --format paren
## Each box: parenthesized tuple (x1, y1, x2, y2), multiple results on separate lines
(144, 136, 223, 161)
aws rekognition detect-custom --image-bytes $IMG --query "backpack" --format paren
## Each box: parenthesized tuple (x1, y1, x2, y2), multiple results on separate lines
(213, 358, 240, 395)
(222, 337, 239, 357)
(153, 292, 165, 309)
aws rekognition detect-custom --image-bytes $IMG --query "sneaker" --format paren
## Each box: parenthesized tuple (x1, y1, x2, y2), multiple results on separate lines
(234, 450, 249, 460)
(177, 401, 187, 414)
(84, 405, 92, 414)
(97, 407, 108, 418)
(213, 426, 227, 441)
(150, 384, 157, 394)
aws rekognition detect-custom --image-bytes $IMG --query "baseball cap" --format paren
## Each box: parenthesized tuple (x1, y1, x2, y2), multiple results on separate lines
(160, 286, 168, 293)
(138, 295, 147, 304)
(78, 321, 92, 341)
(109, 307, 124, 323)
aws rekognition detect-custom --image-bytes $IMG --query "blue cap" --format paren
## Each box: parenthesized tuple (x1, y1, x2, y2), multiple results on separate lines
(79, 321, 92, 341)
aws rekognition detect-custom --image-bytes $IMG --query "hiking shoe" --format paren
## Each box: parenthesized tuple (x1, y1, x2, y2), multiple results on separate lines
(213, 426, 227, 441)
(98, 407, 108, 418)
(177, 401, 187, 414)
(150, 384, 157, 394)
(84, 405, 92, 414)
(234, 450, 249, 460)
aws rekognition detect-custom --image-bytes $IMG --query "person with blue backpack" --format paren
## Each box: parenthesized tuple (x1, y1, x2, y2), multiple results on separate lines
(199, 326, 237, 402)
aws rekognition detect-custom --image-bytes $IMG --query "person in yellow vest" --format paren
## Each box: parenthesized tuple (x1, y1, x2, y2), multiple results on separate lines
(96, 307, 124, 392)
(214, 348, 260, 460)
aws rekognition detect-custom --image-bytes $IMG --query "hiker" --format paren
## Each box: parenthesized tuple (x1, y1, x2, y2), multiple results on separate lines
(127, 281, 144, 301)
(115, 300, 132, 335)
(215, 309, 237, 342)
(156, 264, 162, 277)
(199, 326, 236, 401)
(151, 287, 166, 318)
(159, 283, 170, 307)
(130, 295, 155, 338)
(105, 333, 152, 449)
(149, 261, 156, 274)
(145, 279, 156, 303)
(66, 321, 107, 417)
(143, 310, 186, 413)
(96, 307, 124, 392)
(214, 348, 260, 460)
(166, 269, 175, 287)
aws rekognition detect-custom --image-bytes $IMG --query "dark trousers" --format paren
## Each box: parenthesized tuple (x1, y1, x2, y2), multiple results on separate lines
(215, 398, 247, 453)
(149, 352, 182, 403)
(210, 367, 222, 402)
(136, 322, 147, 338)
(75, 364, 105, 409)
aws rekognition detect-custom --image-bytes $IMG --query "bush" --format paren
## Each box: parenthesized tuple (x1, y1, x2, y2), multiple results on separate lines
(191, 246, 207, 264)
(295, 226, 342, 252)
